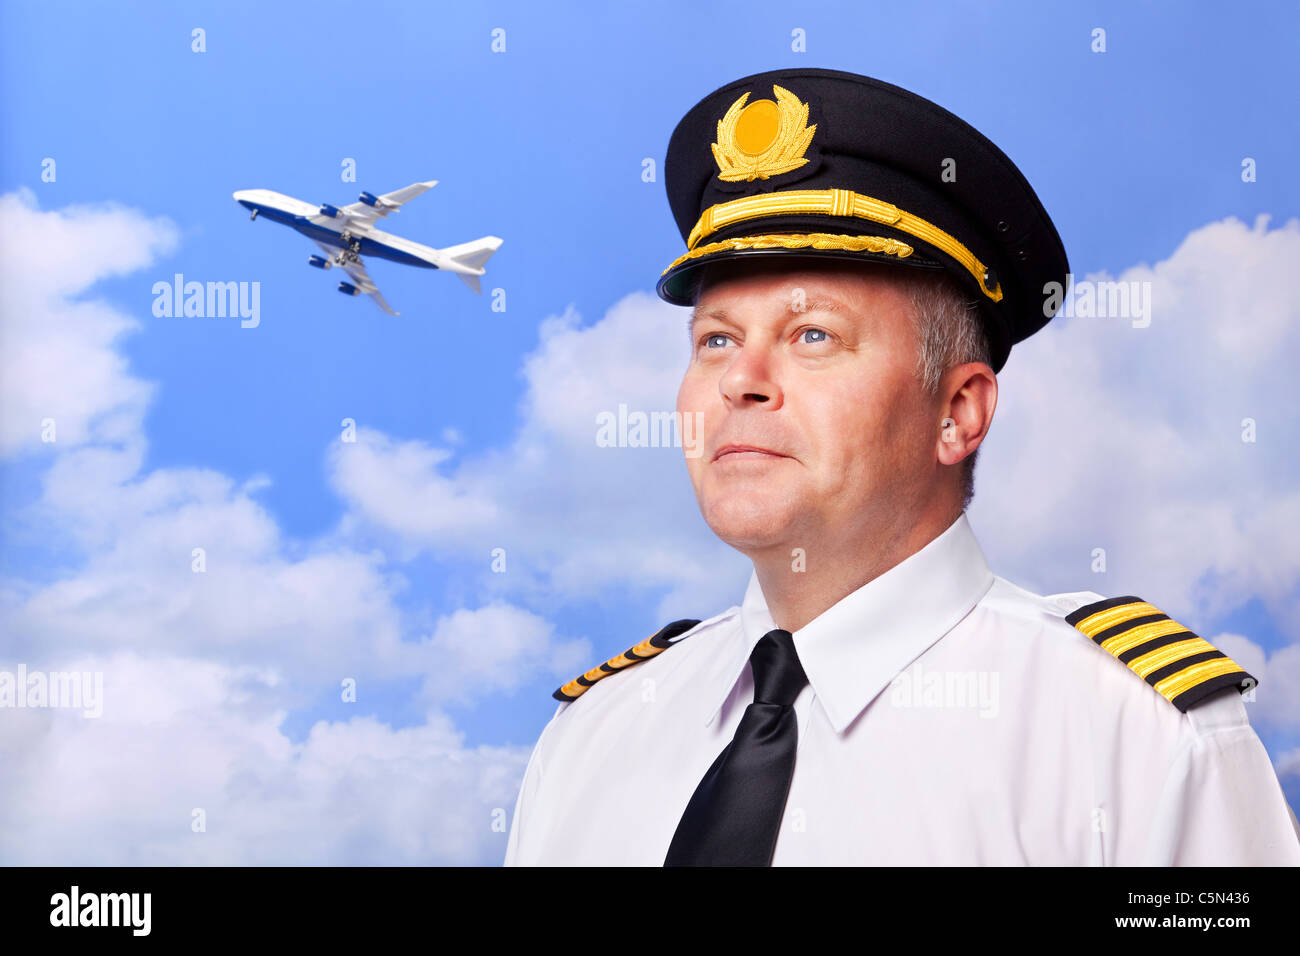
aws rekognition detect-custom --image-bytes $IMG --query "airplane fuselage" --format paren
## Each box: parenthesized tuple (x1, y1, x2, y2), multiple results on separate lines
(233, 189, 440, 269)
(232, 181, 501, 311)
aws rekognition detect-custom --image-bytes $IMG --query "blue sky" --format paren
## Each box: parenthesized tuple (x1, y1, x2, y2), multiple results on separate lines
(2, 0, 1298, 864)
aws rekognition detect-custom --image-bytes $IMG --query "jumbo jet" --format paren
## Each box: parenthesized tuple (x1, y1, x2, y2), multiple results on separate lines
(232, 181, 501, 315)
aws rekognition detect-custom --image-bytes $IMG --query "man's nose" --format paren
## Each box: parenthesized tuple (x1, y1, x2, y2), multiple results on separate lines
(719, 343, 783, 408)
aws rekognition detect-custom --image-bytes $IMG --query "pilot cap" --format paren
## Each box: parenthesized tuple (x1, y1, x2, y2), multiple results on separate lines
(657, 68, 1070, 372)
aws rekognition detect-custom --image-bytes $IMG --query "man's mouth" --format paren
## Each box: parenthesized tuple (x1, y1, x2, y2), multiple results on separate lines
(712, 444, 789, 462)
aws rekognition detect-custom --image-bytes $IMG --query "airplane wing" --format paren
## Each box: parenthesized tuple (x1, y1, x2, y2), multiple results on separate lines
(339, 258, 398, 316)
(311, 241, 399, 316)
(339, 180, 438, 222)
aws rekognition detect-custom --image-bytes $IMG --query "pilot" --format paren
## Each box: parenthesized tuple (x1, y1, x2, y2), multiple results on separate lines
(504, 68, 1300, 865)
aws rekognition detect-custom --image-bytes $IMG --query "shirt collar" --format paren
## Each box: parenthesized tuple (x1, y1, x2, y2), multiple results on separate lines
(704, 512, 995, 733)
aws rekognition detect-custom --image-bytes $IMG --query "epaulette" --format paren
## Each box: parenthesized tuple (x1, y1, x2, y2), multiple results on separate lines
(553, 618, 702, 702)
(1065, 595, 1256, 713)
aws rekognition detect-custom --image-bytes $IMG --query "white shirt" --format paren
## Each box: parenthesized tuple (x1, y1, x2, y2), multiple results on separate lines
(504, 513, 1300, 865)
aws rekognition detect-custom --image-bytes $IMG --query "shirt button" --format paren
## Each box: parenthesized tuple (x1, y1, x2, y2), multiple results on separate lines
(1056, 596, 1080, 612)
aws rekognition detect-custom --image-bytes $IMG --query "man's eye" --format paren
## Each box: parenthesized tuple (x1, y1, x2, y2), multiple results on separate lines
(704, 333, 731, 349)
(800, 328, 829, 344)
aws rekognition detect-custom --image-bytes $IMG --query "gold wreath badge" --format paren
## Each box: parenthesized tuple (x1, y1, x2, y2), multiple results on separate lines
(712, 85, 817, 182)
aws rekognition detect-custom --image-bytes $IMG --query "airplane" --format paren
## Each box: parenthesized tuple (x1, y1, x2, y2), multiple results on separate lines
(232, 181, 501, 315)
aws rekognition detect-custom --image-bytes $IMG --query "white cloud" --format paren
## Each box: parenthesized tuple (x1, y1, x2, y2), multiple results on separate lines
(1, 451, 580, 862)
(328, 296, 751, 616)
(0, 192, 582, 865)
(0, 190, 176, 457)
(325, 213, 1300, 774)
(4, 192, 1298, 864)
(1273, 747, 1300, 814)
(328, 217, 1300, 644)
(6, 440, 407, 683)
(413, 603, 590, 704)
(1208, 631, 1300, 734)
(1277, 748, 1300, 784)
(0, 653, 527, 865)
(972, 215, 1300, 639)
(329, 431, 499, 545)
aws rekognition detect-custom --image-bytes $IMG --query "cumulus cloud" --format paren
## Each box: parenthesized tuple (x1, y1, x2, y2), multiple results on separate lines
(8, 441, 409, 684)
(413, 604, 590, 704)
(4, 192, 1298, 863)
(0, 653, 528, 865)
(330, 431, 499, 546)
(0, 192, 583, 864)
(973, 215, 1300, 637)
(1277, 748, 1300, 797)
(1208, 631, 1300, 734)
(0, 189, 176, 457)
(327, 216, 1300, 642)
(324, 213, 1300, 791)
(328, 297, 751, 618)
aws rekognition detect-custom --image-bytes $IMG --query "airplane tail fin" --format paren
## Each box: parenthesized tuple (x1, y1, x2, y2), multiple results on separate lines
(440, 236, 503, 294)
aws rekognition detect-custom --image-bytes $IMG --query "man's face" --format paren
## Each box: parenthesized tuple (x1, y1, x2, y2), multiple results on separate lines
(676, 259, 943, 556)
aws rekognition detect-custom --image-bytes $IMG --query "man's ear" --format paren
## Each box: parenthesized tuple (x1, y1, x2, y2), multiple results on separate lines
(936, 363, 997, 467)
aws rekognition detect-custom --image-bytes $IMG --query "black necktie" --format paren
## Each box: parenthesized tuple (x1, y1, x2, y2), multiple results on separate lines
(664, 628, 809, 866)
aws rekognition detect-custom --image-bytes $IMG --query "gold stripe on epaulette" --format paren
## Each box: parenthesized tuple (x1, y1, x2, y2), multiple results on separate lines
(1065, 596, 1257, 713)
(1128, 637, 1218, 679)
(628, 635, 658, 657)
(1156, 656, 1250, 702)
(1097, 617, 1189, 655)
(553, 619, 703, 703)
(554, 633, 671, 702)
(1072, 601, 1162, 639)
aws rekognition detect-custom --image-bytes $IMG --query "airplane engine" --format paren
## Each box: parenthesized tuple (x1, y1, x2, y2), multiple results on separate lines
(307, 255, 330, 270)
(319, 203, 342, 218)
(337, 282, 360, 297)
(358, 191, 379, 207)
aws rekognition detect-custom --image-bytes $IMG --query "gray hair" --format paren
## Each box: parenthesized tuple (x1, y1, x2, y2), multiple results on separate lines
(897, 267, 990, 509)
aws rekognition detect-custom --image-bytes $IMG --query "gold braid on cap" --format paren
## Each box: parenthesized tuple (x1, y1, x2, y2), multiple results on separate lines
(670, 188, 1003, 302)
(664, 232, 914, 273)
